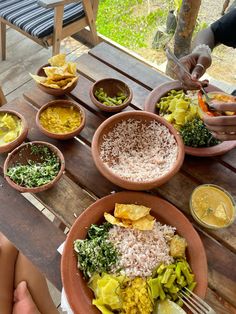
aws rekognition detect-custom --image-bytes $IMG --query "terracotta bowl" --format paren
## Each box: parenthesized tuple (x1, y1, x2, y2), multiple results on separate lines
(36, 100, 86, 140)
(0, 109, 28, 154)
(144, 80, 236, 157)
(61, 191, 208, 314)
(207, 91, 236, 104)
(89, 78, 133, 112)
(4, 141, 65, 193)
(91, 111, 185, 190)
(36, 64, 78, 96)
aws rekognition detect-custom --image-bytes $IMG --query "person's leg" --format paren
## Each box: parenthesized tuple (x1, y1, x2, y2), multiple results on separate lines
(0, 233, 18, 314)
(14, 253, 59, 314)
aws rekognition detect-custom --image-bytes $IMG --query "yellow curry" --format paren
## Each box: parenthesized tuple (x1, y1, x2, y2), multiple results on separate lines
(190, 184, 235, 228)
(0, 113, 22, 146)
(39, 106, 82, 134)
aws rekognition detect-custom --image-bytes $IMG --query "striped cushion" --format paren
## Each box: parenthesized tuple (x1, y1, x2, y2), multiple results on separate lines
(0, 0, 85, 39)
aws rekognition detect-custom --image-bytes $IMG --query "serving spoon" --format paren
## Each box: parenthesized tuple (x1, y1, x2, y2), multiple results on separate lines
(165, 47, 215, 111)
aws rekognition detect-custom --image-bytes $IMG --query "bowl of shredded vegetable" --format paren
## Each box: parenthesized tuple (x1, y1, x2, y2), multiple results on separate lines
(0, 109, 28, 154)
(90, 78, 133, 112)
(4, 141, 65, 193)
(61, 191, 208, 314)
(144, 80, 236, 157)
(36, 100, 86, 140)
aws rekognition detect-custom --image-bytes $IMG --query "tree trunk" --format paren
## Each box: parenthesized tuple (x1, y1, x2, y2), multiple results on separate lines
(166, 0, 201, 77)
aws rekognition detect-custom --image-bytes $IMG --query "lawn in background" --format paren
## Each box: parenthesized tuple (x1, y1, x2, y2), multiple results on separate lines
(96, 0, 169, 50)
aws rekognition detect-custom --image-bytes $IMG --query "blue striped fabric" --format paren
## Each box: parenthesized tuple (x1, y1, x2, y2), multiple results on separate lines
(0, 0, 85, 38)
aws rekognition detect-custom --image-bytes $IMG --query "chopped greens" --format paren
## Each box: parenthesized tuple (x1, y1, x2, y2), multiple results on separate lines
(88, 222, 113, 238)
(6, 144, 60, 188)
(74, 222, 118, 279)
(180, 117, 220, 147)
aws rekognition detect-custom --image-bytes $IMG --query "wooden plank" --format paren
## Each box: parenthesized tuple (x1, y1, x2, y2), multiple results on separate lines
(216, 149, 236, 171)
(206, 288, 236, 314)
(200, 231, 236, 307)
(75, 53, 150, 109)
(6, 27, 27, 49)
(89, 42, 170, 90)
(35, 175, 96, 227)
(7, 80, 35, 103)
(0, 172, 65, 290)
(182, 156, 236, 199)
(0, 36, 42, 75)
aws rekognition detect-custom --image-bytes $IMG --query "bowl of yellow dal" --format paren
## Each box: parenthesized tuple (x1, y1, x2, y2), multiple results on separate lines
(190, 184, 235, 229)
(0, 110, 28, 153)
(36, 100, 86, 140)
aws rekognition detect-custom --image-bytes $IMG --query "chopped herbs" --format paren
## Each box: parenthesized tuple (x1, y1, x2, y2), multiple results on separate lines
(180, 117, 220, 147)
(88, 222, 113, 239)
(6, 144, 60, 188)
(74, 222, 118, 279)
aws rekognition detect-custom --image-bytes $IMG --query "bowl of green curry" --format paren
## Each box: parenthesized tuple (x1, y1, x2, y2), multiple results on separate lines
(0, 110, 28, 154)
(4, 141, 65, 193)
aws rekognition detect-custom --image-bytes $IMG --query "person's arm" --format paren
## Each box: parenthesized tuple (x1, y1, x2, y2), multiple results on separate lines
(175, 27, 213, 90)
(176, 9, 236, 90)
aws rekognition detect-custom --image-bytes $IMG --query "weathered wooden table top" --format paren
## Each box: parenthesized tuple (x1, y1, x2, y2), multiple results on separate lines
(0, 42, 236, 314)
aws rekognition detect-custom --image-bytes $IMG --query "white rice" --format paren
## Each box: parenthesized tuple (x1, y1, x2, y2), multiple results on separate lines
(100, 119, 178, 182)
(108, 221, 175, 278)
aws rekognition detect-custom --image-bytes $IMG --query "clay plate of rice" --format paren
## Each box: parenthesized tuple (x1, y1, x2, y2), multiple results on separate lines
(61, 191, 208, 314)
(91, 111, 185, 190)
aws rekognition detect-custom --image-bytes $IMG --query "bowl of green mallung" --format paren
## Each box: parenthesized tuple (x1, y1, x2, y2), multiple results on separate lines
(4, 141, 65, 193)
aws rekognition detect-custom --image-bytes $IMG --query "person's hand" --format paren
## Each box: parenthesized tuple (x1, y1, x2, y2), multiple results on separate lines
(175, 52, 212, 90)
(203, 103, 236, 141)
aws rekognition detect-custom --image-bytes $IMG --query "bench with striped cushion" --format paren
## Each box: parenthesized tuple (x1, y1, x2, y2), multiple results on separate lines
(0, 0, 85, 39)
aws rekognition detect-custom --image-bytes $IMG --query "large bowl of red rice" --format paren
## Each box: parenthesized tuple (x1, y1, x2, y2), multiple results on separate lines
(91, 111, 185, 190)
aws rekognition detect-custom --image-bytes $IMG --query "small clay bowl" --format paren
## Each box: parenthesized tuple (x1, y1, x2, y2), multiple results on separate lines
(0, 109, 28, 154)
(36, 100, 86, 140)
(89, 78, 133, 112)
(91, 111, 185, 190)
(4, 141, 65, 193)
(36, 64, 78, 96)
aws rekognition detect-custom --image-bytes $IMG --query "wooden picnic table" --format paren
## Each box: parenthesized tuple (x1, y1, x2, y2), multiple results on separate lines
(0, 42, 236, 314)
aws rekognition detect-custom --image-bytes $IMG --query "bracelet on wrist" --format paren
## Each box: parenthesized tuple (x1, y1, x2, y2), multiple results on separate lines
(192, 44, 212, 55)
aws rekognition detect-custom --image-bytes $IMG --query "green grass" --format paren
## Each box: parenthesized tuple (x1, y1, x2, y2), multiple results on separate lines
(96, 0, 168, 50)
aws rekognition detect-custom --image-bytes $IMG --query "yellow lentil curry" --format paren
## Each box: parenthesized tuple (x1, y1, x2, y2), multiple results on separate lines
(0, 113, 22, 146)
(39, 106, 82, 134)
(191, 185, 235, 228)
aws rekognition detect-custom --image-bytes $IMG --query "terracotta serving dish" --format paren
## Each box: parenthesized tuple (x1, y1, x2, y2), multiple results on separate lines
(207, 91, 236, 106)
(36, 100, 86, 140)
(91, 111, 185, 190)
(61, 191, 208, 314)
(89, 78, 133, 112)
(4, 141, 65, 193)
(144, 80, 236, 157)
(0, 109, 28, 154)
(36, 64, 78, 96)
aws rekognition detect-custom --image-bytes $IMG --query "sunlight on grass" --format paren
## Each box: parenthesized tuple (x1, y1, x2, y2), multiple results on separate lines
(97, 0, 168, 50)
